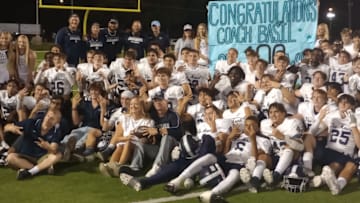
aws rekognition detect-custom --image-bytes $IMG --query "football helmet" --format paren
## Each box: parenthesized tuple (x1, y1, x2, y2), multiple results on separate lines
(199, 163, 226, 188)
(283, 164, 309, 193)
(97, 131, 112, 151)
(180, 132, 200, 160)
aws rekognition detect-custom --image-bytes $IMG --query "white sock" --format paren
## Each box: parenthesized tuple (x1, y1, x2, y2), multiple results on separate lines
(337, 177, 347, 190)
(252, 160, 266, 179)
(303, 152, 313, 170)
(28, 166, 40, 175)
(211, 169, 239, 195)
(274, 148, 294, 175)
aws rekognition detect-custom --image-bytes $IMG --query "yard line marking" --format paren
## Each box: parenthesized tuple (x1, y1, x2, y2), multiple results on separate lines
(132, 185, 249, 203)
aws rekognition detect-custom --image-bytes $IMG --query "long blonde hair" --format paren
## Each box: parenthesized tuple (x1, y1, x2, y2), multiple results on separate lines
(317, 23, 329, 41)
(194, 23, 208, 49)
(15, 35, 31, 66)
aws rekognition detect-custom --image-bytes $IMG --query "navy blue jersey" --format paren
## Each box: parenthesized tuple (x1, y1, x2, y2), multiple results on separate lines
(17, 119, 62, 158)
(147, 32, 170, 52)
(100, 29, 124, 64)
(150, 108, 183, 141)
(55, 27, 85, 67)
(123, 32, 147, 60)
(85, 35, 105, 52)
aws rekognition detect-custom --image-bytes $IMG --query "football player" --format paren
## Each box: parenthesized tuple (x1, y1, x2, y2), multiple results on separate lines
(310, 94, 360, 195)
(260, 102, 305, 187)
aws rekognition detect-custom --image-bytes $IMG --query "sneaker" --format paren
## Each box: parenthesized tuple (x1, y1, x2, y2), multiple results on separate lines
(145, 164, 160, 178)
(272, 172, 282, 187)
(184, 178, 195, 189)
(47, 165, 55, 175)
(120, 173, 142, 192)
(249, 177, 261, 193)
(118, 165, 142, 177)
(239, 168, 251, 184)
(82, 148, 95, 157)
(62, 137, 77, 162)
(164, 182, 179, 194)
(99, 163, 114, 177)
(263, 168, 273, 185)
(198, 191, 228, 203)
(322, 166, 340, 195)
(304, 168, 315, 178)
(311, 175, 323, 188)
(17, 169, 32, 180)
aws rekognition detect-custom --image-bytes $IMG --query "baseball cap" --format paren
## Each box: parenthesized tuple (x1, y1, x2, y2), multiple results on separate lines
(183, 24, 192, 31)
(152, 91, 166, 100)
(109, 18, 118, 24)
(151, 20, 161, 27)
(121, 90, 135, 99)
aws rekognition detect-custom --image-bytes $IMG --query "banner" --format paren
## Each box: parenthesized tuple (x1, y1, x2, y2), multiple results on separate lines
(208, 0, 318, 74)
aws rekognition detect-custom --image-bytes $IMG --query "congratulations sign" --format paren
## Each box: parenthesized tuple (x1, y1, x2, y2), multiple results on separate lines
(208, 0, 318, 73)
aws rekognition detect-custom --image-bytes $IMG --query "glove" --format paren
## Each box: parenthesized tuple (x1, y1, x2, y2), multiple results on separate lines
(345, 109, 357, 128)
(245, 156, 256, 173)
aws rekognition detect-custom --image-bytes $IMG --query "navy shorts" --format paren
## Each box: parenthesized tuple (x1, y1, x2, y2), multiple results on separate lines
(320, 148, 355, 166)
(216, 154, 243, 175)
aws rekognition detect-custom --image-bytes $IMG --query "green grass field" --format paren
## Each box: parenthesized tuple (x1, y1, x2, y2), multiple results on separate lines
(1, 161, 360, 203)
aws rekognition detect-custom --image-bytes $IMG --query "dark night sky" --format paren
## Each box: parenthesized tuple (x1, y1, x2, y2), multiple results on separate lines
(4, 0, 360, 41)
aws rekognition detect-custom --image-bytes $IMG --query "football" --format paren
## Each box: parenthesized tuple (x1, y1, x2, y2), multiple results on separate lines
(133, 126, 149, 138)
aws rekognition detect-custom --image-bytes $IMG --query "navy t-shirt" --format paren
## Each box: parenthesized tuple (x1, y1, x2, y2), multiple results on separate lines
(55, 27, 85, 66)
(17, 119, 62, 158)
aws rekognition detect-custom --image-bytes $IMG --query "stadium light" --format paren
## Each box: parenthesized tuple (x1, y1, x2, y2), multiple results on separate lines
(326, 8, 335, 32)
(326, 8, 335, 21)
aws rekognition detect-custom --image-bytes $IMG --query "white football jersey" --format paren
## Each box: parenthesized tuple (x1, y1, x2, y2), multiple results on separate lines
(196, 118, 231, 140)
(261, 117, 304, 155)
(323, 110, 356, 156)
(147, 85, 184, 110)
(108, 59, 134, 95)
(297, 101, 320, 129)
(36, 67, 75, 96)
(0, 90, 17, 120)
(299, 63, 329, 84)
(329, 59, 352, 85)
(214, 60, 237, 75)
(223, 102, 258, 128)
(254, 88, 283, 117)
(137, 60, 159, 82)
(78, 63, 109, 98)
(105, 107, 127, 130)
(225, 134, 271, 164)
(187, 100, 226, 126)
(298, 83, 327, 102)
(184, 65, 210, 93)
(241, 63, 257, 85)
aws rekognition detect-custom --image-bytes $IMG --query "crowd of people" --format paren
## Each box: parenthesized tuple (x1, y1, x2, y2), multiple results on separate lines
(1, 11, 360, 203)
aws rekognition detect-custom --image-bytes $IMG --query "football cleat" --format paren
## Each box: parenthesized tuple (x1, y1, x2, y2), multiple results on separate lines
(239, 168, 251, 184)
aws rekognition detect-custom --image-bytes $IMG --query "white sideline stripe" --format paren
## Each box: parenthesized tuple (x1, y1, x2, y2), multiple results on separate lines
(132, 185, 249, 203)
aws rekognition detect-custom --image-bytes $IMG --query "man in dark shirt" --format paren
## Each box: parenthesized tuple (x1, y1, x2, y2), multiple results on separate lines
(55, 13, 85, 67)
(123, 20, 147, 60)
(100, 18, 124, 65)
(148, 20, 170, 54)
(5, 109, 63, 180)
